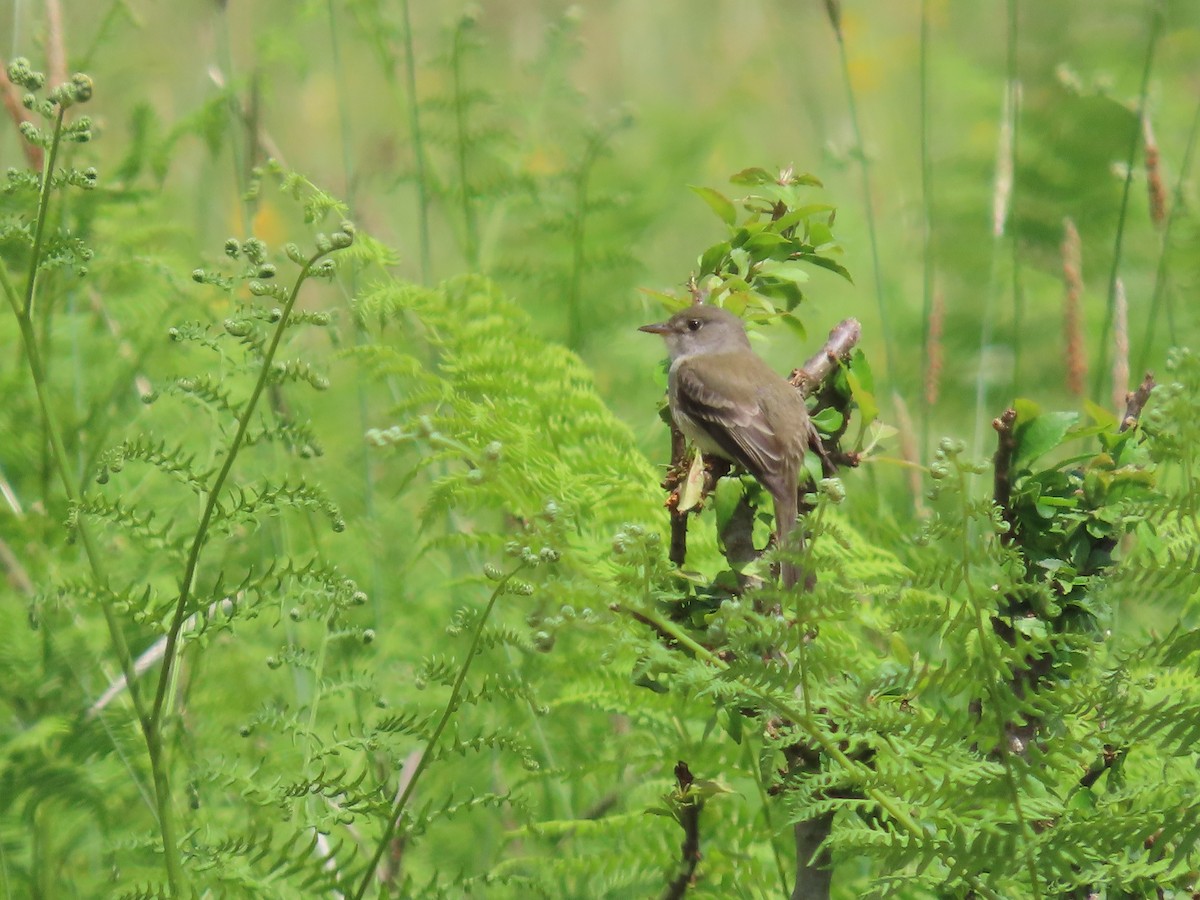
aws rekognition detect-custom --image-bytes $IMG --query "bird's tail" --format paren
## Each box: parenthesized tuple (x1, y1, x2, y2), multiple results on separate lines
(774, 481, 804, 590)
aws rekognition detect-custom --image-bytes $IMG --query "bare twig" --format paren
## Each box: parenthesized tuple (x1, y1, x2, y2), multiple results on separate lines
(789, 318, 862, 394)
(667, 420, 689, 567)
(1079, 745, 1124, 790)
(1112, 278, 1130, 415)
(791, 812, 835, 900)
(992, 408, 1018, 541)
(661, 761, 702, 900)
(1120, 373, 1156, 432)
(1061, 218, 1086, 396)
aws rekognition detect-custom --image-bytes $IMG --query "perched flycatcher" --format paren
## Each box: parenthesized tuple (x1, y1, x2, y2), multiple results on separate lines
(640, 304, 809, 584)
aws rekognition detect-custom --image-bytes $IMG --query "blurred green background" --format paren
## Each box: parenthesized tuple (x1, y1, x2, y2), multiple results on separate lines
(4, 3, 1200, 894)
(7, 0, 1196, 473)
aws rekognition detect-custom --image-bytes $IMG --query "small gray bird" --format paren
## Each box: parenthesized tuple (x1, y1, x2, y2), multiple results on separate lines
(640, 304, 809, 585)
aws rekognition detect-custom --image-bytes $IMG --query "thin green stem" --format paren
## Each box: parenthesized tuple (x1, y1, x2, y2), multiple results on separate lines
(829, 18, 894, 389)
(1005, 0, 1024, 394)
(794, 502, 828, 721)
(918, 0, 934, 461)
(352, 564, 528, 900)
(451, 16, 478, 270)
(150, 253, 325, 729)
(22, 106, 65, 318)
(3, 112, 185, 893)
(747, 742, 791, 897)
(1093, 1, 1163, 398)
(566, 130, 608, 350)
(1138, 94, 1200, 372)
(399, 0, 432, 284)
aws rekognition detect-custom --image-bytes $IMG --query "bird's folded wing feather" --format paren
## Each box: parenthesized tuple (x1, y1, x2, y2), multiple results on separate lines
(674, 358, 786, 481)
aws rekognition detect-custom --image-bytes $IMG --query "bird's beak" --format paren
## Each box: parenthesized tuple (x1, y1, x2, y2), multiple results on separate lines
(639, 322, 670, 335)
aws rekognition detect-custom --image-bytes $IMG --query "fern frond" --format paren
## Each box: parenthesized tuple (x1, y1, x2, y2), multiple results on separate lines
(96, 434, 214, 492)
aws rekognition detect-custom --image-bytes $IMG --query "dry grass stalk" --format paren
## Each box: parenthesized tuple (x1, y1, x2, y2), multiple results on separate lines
(1143, 112, 1167, 228)
(45, 0, 68, 89)
(992, 85, 1016, 238)
(1061, 218, 1087, 396)
(1112, 278, 1130, 414)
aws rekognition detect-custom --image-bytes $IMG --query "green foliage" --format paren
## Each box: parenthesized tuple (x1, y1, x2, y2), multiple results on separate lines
(2, 5, 1200, 900)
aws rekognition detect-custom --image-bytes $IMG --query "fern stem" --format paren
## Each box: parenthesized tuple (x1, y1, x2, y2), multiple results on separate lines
(22, 106, 65, 318)
(1092, 1, 1163, 398)
(795, 502, 829, 721)
(151, 251, 326, 727)
(352, 563, 528, 900)
(399, 0, 432, 284)
(2, 112, 186, 894)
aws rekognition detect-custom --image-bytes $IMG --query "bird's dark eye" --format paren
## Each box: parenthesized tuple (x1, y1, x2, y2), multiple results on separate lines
(686, 318, 702, 332)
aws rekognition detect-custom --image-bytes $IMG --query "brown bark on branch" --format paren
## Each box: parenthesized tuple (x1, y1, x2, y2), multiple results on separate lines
(789, 317, 862, 395)
(1120, 372, 1155, 432)
(661, 761, 703, 900)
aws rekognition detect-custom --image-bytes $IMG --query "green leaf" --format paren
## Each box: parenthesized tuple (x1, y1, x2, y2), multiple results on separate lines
(1066, 787, 1096, 812)
(1084, 398, 1119, 430)
(689, 185, 737, 226)
(807, 221, 834, 247)
(785, 171, 824, 187)
(756, 259, 811, 285)
(637, 287, 690, 315)
(849, 349, 874, 393)
(811, 407, 844, 433)
(756, 280, 805, 309)
(689, 777, 735, 800)
(861, 421, 898, 455)
(796, 253, 854, 283)
(843, 351, 878, 431)
(718, 706, 743, 744)
(713, 475, 746, 536)
(773, 204, 836, 233)
(728, 247, 751, 276)
(729, 166, 775, 186)
(778, 312, 807, 341)
(697, 241, 730, 276)
(1014, 410, 1079, 471)
(743, 231, 789, 254)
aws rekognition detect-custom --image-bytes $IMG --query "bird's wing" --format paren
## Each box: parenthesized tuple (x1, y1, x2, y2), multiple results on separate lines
(673, 356, 790, 483)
